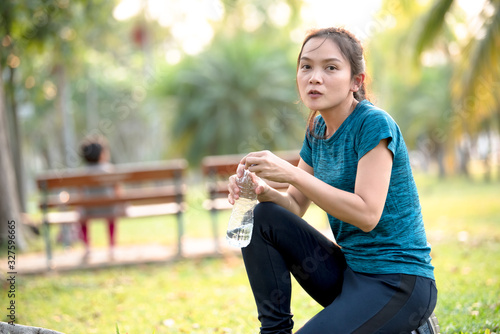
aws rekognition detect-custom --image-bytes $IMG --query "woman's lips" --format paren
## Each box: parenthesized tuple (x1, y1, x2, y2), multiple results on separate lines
(308, 90, 322, 97)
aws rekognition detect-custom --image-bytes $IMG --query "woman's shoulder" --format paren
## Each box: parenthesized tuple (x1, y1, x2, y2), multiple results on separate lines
(357, 100, 392, 118)
(355, 100, 398, 128)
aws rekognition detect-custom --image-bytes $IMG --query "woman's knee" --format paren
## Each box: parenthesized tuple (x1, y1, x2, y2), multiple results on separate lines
(254, 202, 289, 229)
(254, 202, 281, 218)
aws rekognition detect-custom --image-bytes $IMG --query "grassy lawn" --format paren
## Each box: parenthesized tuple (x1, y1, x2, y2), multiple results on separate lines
(416, 176, 500, 334)
(2, 175, 499, 333)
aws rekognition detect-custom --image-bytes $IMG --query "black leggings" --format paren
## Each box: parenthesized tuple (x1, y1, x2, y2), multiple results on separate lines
(242, 202, 437, 334)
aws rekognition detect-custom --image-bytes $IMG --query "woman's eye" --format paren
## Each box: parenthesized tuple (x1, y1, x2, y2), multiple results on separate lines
(327, 65, 336, 70)
(301, 64, 311, 70)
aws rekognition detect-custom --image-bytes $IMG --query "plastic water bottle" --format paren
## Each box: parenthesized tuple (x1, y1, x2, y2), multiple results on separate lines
(226, 169, 257, 247)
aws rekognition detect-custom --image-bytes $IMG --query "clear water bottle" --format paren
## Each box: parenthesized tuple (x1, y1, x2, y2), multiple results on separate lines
(226, 169, 257, 247)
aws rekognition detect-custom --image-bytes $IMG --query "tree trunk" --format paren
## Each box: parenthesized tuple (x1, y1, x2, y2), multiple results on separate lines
(0, 64, 26, 250)
(456, 137, 471, 178)
(427, 134, 447, 179)
(5, 66, 26, 211)
(54, 64, 77, 169)
(434, 142, 446, 179)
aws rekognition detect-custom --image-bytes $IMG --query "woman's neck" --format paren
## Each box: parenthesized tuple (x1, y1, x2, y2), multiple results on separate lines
(320, 98, 359, 138)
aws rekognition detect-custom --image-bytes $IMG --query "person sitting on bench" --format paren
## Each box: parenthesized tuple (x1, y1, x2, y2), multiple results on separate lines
(79, 135, 122, 262)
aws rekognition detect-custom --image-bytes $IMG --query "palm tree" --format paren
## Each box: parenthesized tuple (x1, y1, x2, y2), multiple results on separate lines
(368, 1, 458, 177)
(413, 0, 500, 176)
(415, 0, 499, 106)
(162, 31, 305, 165)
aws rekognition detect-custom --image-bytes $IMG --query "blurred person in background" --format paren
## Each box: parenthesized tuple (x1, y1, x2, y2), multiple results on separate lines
(79, 135, 122, 262)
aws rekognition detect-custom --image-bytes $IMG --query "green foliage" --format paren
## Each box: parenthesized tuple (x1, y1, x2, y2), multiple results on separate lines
(411, 0, 500, 135)
(453, 1, 500, 131)
(369, 0, 454, 144)
(157, 30, 305, 165)
(0, 0, 118, 65)
(3, 0, 497, 180)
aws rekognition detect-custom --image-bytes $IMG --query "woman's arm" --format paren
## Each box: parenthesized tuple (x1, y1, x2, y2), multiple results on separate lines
(228, 155, 312, 217)
(242, 139, 393, 232)
(255, 159, 313, 217)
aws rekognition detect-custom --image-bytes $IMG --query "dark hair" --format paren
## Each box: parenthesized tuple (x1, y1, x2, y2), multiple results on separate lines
(297, 27, 368, 137)
(80, 136, 108, 164)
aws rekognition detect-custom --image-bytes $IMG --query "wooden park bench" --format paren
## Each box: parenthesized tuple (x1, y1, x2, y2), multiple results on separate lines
(201, 151, 300, 252)
(36, 159, 188, 269)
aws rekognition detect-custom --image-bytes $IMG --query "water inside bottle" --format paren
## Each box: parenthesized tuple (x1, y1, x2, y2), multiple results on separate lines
(226, 223, 253, 247)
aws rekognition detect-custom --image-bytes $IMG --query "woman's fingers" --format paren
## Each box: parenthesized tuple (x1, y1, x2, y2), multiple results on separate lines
(236, 163, 246, 178)
(227, 174, 240, 203)
(240, 150, 273, 170)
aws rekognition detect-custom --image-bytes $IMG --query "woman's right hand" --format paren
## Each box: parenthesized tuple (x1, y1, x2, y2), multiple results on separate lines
(227, 164, 270, 205)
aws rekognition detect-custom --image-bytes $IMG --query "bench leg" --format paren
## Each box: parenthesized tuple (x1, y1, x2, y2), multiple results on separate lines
(210, 208, 220, 253)
(176, 211, 184, 257)
(43, 221, 53, 270)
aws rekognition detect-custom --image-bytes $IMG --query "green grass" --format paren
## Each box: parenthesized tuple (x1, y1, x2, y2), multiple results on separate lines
(416, 175, 500, 334)
(3, 176, 500, 333)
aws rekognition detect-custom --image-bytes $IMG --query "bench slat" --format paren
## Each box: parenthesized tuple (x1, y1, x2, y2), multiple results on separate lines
(40, 186, 185, 209)
(126, 203, 184, 218)
(37, 160, 187, 190)
(45, 211, 81, 224)
(43, 203, 185, 224)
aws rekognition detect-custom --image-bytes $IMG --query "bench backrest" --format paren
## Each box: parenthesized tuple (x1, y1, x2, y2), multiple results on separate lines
(37, 159, 188, 209)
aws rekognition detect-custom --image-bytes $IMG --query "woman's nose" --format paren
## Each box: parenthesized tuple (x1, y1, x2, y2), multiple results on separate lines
(309, 70, 322, 84)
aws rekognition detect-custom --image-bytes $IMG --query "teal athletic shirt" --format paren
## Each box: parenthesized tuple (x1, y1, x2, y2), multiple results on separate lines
(300, 99, 435, 280)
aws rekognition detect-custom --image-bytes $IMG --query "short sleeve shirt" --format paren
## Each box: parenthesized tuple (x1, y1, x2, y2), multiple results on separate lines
(81, 163, 123, 218)
(300, 100, 434, 279)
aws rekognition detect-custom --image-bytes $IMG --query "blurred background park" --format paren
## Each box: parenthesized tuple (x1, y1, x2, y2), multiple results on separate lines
(0, 0, 499, 333)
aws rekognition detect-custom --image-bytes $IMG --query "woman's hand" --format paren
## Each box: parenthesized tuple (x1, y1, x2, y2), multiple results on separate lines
(227, 164, 270, 205)
(228, 152, 313, 217)
(239, 150, 296, 184)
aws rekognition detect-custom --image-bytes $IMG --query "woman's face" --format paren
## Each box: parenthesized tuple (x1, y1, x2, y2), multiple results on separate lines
(297, 37, 358, 113)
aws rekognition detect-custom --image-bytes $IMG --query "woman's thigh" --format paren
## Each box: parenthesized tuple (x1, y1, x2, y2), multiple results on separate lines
(245, 202, 347, 307)
(296, 268, 438, 334)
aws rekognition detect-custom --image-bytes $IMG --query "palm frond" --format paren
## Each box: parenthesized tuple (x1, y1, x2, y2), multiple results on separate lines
(456, 1, 500, 101)
(413, 0, 455, 61)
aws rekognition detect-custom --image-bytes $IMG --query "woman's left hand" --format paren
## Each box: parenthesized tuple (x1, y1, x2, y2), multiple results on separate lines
(239, 150, 295, 184)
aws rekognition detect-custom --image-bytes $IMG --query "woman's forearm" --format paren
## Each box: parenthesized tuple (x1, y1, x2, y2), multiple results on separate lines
(290, 171, 377, 232)
(257, 186, 305, 217)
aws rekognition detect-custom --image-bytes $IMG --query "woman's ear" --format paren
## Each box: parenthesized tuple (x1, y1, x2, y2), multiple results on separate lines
(351, 73, 365, 92)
